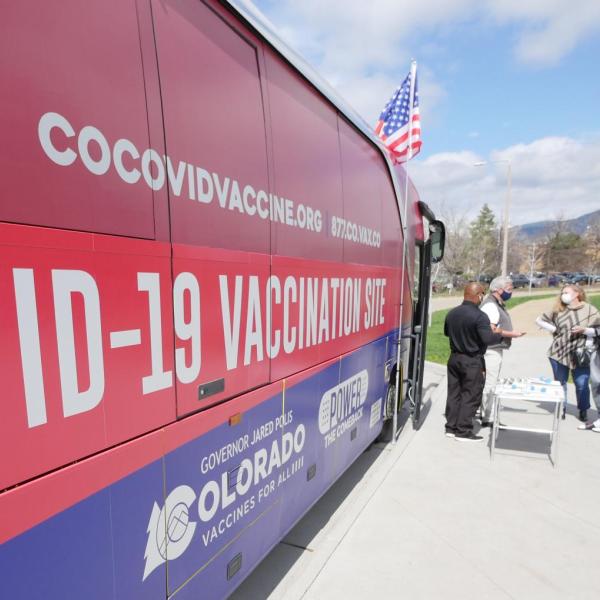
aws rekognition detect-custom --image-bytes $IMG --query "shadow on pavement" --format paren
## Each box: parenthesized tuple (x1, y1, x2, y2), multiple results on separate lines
(412, 398, 432, 431)
(230, 367, 446, 599)
(489, 430, 553, 457)
(230, 410, 409, 600)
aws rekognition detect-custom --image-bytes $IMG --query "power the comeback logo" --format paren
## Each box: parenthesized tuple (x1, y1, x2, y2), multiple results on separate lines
(318, 370, 368, 447)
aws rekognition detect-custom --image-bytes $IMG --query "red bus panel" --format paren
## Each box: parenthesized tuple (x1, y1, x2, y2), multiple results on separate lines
(152, 0, 271, 255)
(270, 256, 399, 380)
(0, 223, 175, 490)
(338, 117, 385, 267)
(152, 0, 273, 415)
(171, 245, 270, 417)
(264, 51, 344, 262)
(0, 0, 156, 239)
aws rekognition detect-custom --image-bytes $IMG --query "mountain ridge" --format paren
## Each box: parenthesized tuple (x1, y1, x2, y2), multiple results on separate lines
(513, 208, 600, 240)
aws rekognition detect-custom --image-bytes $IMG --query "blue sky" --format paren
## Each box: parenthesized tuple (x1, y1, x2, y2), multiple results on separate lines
(422, 20, 600, 158)
(248, 0, 600, 225)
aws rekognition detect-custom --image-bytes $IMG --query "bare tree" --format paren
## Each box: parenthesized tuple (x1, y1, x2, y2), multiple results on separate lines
(507, 234, 527, 274)
(584, 223, 600, 277)
(436, 203, 471, 282)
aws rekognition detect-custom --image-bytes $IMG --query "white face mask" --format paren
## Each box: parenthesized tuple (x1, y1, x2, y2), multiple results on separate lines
(561, 292, 573, 305)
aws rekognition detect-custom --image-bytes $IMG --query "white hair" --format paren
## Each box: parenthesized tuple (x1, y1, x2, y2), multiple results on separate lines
(489, 276, 512, 292)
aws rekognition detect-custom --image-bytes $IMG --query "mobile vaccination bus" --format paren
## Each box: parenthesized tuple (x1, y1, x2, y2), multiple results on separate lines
(0, 1, 444, 598)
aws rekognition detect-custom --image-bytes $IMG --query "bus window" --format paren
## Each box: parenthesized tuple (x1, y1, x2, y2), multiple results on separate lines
(414, 242, 422, 304)
(429, 220, 446, 262)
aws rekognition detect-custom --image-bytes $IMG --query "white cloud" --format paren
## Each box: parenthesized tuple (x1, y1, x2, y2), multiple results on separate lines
(252, 0, 600, 123)
(256, 0, 475, 121)
(247, 1, 600, 226)
(409, 135, 600, 225)
(331, 68, 447, 126)
(485, 0, 600, 65)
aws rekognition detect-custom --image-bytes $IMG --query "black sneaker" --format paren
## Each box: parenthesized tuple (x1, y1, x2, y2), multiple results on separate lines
(455, 432, 484, 442)
(480, 421, 493, 428)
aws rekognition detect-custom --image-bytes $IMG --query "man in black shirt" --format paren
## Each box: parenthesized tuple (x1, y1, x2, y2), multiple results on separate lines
(444, 282, 504, 441)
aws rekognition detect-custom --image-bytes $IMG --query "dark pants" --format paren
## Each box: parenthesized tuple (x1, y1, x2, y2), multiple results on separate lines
(445, 353, 486, 436)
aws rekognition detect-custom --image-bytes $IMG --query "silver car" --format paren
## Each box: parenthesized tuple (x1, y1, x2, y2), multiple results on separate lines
(528, 273, 547, 288)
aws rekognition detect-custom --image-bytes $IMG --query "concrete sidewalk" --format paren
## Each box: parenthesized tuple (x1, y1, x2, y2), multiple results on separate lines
(233, 334, 600, 600)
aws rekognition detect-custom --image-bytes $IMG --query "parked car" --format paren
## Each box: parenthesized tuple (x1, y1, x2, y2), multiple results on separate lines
(452, 276, 468, 289)
(547, 274, 563, 287)
(511, 274, 530, 288)
(528, 272, 547, 288)
(568, 272, 590, 285)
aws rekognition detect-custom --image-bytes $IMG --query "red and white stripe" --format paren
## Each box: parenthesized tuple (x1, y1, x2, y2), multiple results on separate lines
(375, 111, 422, 164)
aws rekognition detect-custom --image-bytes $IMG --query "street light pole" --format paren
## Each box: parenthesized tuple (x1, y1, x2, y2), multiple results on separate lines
(474, 159, 512, 276)
(501, 161, 511, 277)
(528, 242, 536, 295)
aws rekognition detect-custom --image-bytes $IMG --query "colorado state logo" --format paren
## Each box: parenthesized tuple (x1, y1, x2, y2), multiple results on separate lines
(143, 485, 197, 581)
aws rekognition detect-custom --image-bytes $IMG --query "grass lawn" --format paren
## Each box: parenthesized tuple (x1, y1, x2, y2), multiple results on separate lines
(425, 293, 600, 365)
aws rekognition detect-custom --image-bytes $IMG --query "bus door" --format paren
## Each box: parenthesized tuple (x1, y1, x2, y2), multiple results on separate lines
(408, 218, 445, 427)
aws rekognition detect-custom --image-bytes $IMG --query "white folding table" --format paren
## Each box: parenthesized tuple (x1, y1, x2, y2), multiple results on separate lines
(491, 378, 564, 466)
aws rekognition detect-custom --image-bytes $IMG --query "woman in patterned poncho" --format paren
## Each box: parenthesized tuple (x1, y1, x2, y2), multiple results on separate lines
(536, 284, 600, 421)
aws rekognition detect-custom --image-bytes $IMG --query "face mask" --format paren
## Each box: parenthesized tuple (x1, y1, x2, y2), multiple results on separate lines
(561, 292, 573, 305)
(500, 290, 512, 301)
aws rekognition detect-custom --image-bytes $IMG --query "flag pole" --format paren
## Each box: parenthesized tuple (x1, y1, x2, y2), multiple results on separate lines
(392, 59, 417, 443)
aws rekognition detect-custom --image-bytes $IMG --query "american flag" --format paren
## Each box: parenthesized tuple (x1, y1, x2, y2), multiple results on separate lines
(375, 66, 422, 163)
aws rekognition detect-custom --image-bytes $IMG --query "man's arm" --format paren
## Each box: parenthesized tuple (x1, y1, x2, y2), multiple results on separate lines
(482, 302, 525, 337)
(480, 303, 499, 326)
(476, 312, 503, 346)
(500, 329, 526, 338)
